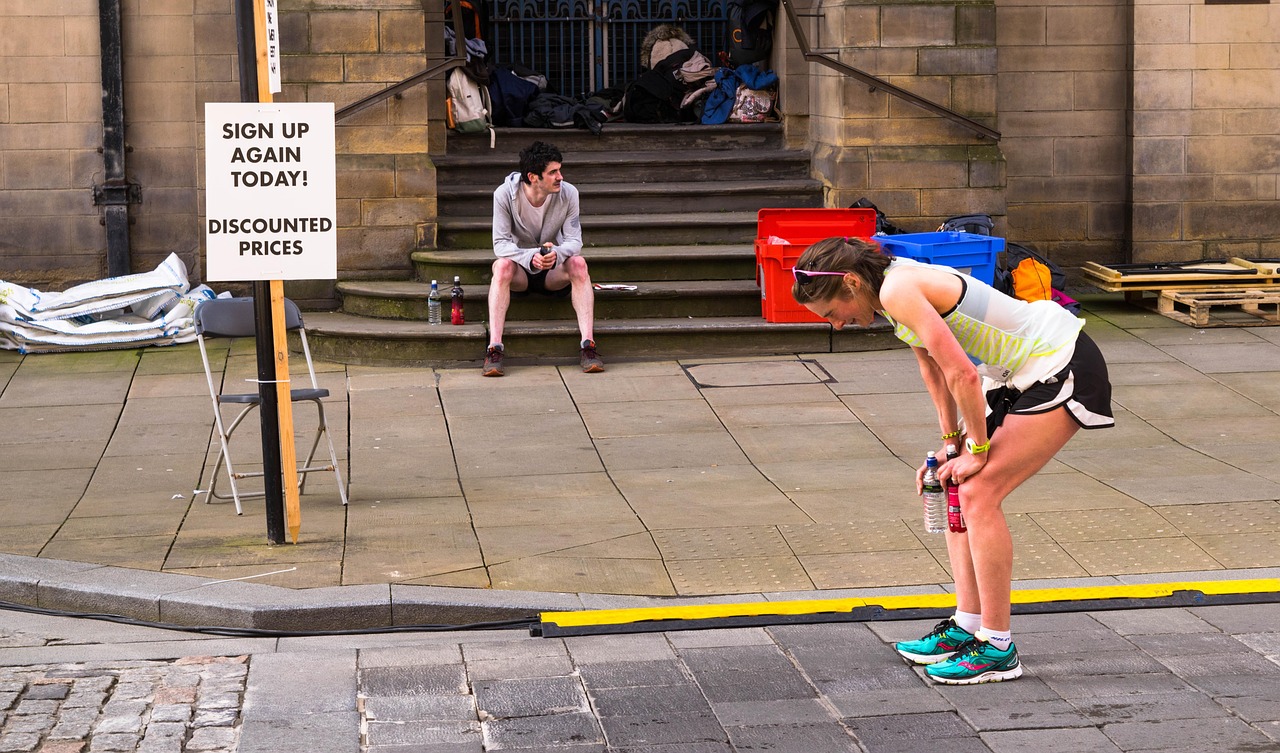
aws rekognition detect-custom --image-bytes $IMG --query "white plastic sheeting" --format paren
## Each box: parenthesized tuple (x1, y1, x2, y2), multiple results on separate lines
(0, 253, 222, 354)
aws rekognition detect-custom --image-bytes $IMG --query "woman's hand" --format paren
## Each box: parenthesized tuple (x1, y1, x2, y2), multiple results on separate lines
(940, 450, 987, 485)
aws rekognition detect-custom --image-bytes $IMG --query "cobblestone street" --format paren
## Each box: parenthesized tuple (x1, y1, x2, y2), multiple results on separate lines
(0, 650, 245, 753)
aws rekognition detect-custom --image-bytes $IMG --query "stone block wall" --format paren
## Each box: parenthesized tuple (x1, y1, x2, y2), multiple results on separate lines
(995, 0, 1131, 272)
(0, 2, 113, 287)
(0, 0, 433, 301)
(800, 0, 1006, 234)
(1130, 1, 1280, 262)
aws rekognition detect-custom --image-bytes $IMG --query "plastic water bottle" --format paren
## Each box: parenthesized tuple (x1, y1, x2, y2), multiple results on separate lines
(922, 452, 946, 534)
(945, 444, 966, 533)
(450, 276, 464, 325)
(427, 280, 442, 325)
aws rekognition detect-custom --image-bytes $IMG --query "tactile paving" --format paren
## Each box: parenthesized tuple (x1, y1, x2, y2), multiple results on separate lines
(778, 521, 918, 555)
(1031, 507, 1179, 542)
(1187, 533, 1280, 569)
(666, 556, 814, 595)
(1059, 536, 1221, 576)
(1159, 500, 1280, 536)
(652, 527, 794, 561)
(797, 550, 950, 589)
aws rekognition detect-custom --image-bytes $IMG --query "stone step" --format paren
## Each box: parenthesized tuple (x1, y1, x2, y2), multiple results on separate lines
(439, 178, 823, 216)
(434, 148, 813, 185)
(337, 279, 764, 321)
(412, 244, 756, 284)
(439, 211, 759, 249)
(303, 311, 899, 367)
(447, 123, 787, 155)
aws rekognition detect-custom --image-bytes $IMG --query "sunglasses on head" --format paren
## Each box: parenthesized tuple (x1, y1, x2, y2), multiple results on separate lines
(791, 268, 848, 285)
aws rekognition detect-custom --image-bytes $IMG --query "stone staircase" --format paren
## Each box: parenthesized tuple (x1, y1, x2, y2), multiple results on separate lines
(304, 123, 895, 366)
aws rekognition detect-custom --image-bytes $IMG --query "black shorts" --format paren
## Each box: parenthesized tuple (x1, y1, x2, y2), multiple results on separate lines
(986, 330, 1114, 436)
(512, 267, 572, 299)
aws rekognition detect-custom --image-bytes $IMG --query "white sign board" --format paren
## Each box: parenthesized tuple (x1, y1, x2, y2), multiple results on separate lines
(263, 0, 282, 94)
(204, 102, 336, 282)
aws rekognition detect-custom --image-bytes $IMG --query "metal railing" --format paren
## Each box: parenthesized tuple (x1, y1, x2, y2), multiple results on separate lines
(779, 0, 1000, 141)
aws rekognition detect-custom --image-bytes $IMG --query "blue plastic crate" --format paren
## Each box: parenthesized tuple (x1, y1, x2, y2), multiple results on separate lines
(876, 232, 1004, 287)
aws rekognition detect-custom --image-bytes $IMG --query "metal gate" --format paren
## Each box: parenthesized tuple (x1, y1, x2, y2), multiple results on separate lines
(490, 0, 728, 98)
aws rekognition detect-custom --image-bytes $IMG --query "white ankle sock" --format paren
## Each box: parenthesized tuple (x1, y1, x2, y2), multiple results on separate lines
(978, 627, 1012, 651)
(952, 611, 981, 635)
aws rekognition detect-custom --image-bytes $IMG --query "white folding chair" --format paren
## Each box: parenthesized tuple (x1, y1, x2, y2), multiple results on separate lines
(194, 296, 348, 515)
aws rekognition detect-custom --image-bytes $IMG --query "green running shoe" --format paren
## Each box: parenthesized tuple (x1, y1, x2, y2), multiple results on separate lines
(925, 637, 1023, 685)
(894, 619, 975, 665)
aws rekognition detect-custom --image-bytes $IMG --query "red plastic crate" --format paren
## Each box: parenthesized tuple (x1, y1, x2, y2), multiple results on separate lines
(755, 208, 877, 323)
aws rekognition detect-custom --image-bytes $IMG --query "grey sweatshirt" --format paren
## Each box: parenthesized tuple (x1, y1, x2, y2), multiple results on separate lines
(491, 171, 583, 273)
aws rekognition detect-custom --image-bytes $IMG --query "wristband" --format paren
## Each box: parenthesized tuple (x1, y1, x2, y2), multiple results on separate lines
(965, 438, 990, 455)
(941, 430, 961, 440)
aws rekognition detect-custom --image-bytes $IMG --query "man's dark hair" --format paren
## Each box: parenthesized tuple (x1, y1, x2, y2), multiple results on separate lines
(519, 141, 562, 184)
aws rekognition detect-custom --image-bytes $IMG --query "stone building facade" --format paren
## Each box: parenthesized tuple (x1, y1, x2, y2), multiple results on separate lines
(0, 0, 1275, 294)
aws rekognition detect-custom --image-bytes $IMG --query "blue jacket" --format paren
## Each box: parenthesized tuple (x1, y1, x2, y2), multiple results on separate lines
(701, 64, 779, 125)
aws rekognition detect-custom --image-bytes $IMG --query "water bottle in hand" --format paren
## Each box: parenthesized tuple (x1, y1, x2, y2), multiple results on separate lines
(922, 452, 946, 534)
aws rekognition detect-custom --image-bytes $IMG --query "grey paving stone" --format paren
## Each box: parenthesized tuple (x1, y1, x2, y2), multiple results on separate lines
(1238, 631, 1280, 656)
(186, 726, 237, 750)
(564, 634, 677, 664)
(474, 676, 588, 719)
(783, 643, 922, 694)
(0, 732, 40, 753)
(726, 723, 859, 752)
(37, 566, 214, 623)
(3, 714, 53, 734)
(1128, 631, 1254, 656)
(364, 720, 482, 747)
(1069, 690, 1232, 724)
(665, 628, 774, 649)
(363, 744, 482, 753)
(21, 682, 69, 700)
(237, 712, 361, 753)
(461, 640, 569, 663)
(0, 553, 102, 607)
(586, 683, 710, 717)
(163, 582, 392, 631)
(149, 703, 192, 723)
(845, 712, 989, 753)
(1089, 608, 1216, 635)
(955, 698, 1095, 732)
(1192, 603, 1280, 634)
(95, 713, 145, 734)
(679, 646, 818, 703)
(243, 652, 356, 716)
(1024, 650, 1167, 676)
(192, 708, 240, 727)
(710, 698, 834, 726)
(358, 644, 464, 668)
(1102, 716, 1277, 751)
(1158, 651, 1280, 678)
(1012, 629, 1136, 655)
(935, 675, 1063, 704)
(767, 622, 887, 650)
(827, 687, 954, 718)
(391, 584, 582, 626)
(465, 654, 575, 681)
(981, 727, 1122, 753)
(359, 664, 468, 697)
(481, 711, 603, 750)
(610, 744, 732, 753)
(1189, 674, 1280, 722)
(600, 713, 727, 747)
(11, 700, 58, 716)
(577, 661, 689, 690)
(361, 694, 477, 722)
(88, 732, 141, 751)
(1042, 672, 1196, 699)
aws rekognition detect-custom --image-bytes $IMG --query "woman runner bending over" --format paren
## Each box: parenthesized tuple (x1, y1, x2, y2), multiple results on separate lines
(792, 236, 1114, 685)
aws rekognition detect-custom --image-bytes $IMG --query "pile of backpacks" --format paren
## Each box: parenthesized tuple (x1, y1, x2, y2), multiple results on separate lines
(443, 0, 782, 143)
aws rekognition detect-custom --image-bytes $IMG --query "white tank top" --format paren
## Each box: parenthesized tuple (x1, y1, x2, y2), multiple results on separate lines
(881, 257, 1084, 390)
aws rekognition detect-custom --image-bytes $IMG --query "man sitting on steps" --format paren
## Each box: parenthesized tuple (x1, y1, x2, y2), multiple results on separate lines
(484, 140, 603, 377)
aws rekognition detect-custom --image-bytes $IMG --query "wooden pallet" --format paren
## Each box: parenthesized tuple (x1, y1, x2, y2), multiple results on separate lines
(1157, 287, 1280, 327)
(1082, 258, 1280, 292)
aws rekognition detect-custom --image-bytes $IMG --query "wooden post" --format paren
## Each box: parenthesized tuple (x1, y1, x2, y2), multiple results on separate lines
(253, 0, 302, 543)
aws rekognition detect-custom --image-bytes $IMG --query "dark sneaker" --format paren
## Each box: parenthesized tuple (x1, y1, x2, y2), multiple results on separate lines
(482, 345, 504, 377)
(580, 339, 604, 373)
(925, 637, 1023, 685)
(894, 619, 975, 665)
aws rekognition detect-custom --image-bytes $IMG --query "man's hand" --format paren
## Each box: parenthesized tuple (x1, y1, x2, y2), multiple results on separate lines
(532, 243, 556, 271)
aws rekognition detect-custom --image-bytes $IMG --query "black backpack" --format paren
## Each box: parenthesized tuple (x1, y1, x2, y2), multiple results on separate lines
(939, 214, 994, 236)
(849, 197, 907, 235)
(727, 0, 775, 66)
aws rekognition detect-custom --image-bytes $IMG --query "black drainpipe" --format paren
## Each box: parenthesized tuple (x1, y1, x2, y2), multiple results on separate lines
(95, 0, 138, 277)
